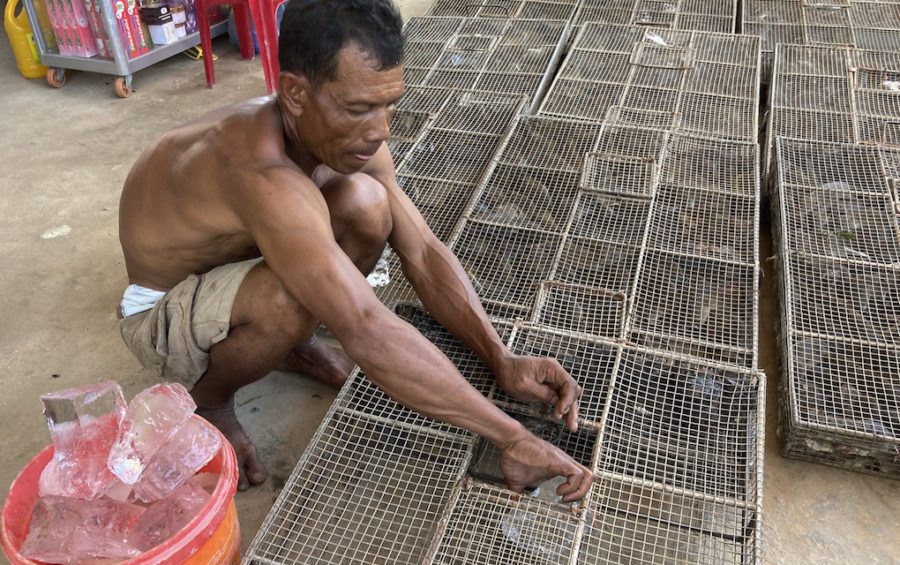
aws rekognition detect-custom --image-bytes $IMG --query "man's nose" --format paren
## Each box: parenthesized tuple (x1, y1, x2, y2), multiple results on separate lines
(364, 108, 391, 143)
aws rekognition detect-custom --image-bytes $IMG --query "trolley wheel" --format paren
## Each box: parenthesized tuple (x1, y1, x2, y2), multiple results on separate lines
(46, 68, 66, 88)
(114, 76, 133, 98)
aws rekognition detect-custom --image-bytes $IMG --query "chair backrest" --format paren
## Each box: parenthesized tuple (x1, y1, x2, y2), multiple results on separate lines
(249, 0, 288, 93)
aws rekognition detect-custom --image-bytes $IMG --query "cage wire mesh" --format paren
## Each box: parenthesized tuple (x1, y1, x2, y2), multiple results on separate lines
(764, 44, 900, 189)
(402, 16, 571, 113)
(741, 0, 900, 83)
(425, 0, 579, 21)
(772, 137, 900, 476)
(538, 23, 760, 142)
(571, 0, 737, 34)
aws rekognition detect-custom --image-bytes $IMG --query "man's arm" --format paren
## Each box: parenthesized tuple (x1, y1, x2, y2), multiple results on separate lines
(235, 164, 591, 500)
(366, 149, 583, 430)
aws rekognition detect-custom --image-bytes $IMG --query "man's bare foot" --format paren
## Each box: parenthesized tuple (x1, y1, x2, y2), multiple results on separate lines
(196, 404, 268, 491)
(278, 335, 354, 388)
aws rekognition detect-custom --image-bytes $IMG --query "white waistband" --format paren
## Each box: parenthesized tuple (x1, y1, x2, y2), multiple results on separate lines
(120, 284, 166, 317)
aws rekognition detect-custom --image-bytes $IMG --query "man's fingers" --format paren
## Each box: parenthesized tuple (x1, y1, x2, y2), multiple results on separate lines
(559, 464, 593, 503)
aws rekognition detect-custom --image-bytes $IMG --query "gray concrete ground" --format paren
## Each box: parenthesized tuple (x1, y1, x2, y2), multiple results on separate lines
(0, 0, 898, 562)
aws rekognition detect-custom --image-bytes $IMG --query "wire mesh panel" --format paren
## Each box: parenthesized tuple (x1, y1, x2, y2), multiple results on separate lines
(765, 44, 900, 185)
(402, 17, 570, 112)
(774, 137, 900, 476)
(572, 0, 737, 33)
(741, 0, 900, 82)
(425, 0, 579, 21)
(539, 23, 760, 142)
(244, 408, 472, 564)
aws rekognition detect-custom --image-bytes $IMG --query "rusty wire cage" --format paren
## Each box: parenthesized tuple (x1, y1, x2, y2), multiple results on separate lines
(243, 302, 766, 564)
(741, 0, 900, 83)
(537, 23, 760, 142)
(772, 137, 900, 477)
(572, 0, 737, 34)
(402, 16, 571, 113)
(425, 0, 579, 21)
(764, 44, 900, 188)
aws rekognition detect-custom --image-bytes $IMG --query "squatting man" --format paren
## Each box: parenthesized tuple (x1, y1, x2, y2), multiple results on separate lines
(116, 0, 593, 499)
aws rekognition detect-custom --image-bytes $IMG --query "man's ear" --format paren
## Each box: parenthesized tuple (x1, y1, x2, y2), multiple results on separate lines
(278, 71, 310, 118)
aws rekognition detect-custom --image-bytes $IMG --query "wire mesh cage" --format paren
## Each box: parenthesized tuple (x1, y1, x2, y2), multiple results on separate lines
(772, 137, 900, 476)
(741, 0, 900, 82)
(402, 16, 571, 113)
(571, 0, 737, 34)
(765, 44, 900, 187)
(425, 0, 579, 21)
(538, 23, 760, 142)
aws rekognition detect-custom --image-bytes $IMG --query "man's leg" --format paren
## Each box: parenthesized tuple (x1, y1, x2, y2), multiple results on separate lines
(191, 173, 392, 490)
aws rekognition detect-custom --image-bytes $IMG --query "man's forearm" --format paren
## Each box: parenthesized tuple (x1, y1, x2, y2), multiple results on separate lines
(342, 312, 524, 447)
(402, 240, 512, 370)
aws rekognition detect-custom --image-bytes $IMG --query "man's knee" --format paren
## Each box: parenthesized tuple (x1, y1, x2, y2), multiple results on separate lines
(325, 173, 392, 245)
(233, 262, 312, 341)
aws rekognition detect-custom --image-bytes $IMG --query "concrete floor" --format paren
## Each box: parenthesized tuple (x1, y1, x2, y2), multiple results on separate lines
(1, 1, 899, 562)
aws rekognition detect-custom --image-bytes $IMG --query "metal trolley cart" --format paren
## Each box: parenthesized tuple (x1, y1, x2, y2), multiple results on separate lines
(21, 0, 227, 97)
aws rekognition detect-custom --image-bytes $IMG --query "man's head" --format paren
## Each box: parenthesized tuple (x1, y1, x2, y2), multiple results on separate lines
(277, 0, 406, 174)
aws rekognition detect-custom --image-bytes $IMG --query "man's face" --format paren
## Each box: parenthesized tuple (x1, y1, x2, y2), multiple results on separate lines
(297, 43, 405, 174)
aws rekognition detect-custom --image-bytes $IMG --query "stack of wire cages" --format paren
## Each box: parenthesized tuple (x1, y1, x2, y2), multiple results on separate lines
(446, 115, 761, 369)
(764, 44, 900, 187)
(402, 16, 571, 113)
(538, 23, 761, 143)
(772, 137, 900, 476)
(244, 303, 766, 564)
(372, 86, 528, 307)
(741, 0, 900, 82)
(571, 0, 738, 34)
(425, 0, 580, 21)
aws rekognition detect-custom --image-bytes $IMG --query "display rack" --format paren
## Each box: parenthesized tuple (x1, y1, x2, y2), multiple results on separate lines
(21, 0, 227, 97)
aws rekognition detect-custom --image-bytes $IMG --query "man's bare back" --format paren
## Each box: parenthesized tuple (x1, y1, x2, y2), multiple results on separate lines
(116, 0, 593, 499)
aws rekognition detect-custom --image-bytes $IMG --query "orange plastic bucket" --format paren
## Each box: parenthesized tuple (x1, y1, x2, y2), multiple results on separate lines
(1, 415, 240, 564)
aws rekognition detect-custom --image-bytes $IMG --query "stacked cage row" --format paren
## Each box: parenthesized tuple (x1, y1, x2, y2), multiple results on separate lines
(741, 0, 900, 81)
(765, 44, 900, 185)
(539, 24, 761, 143)
(245, 304, 765, 564)
(772, 138, 900, 477)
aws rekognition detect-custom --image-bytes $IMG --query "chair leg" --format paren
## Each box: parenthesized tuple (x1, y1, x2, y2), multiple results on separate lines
(259, 1, 280, 93)
(248, 0, 274, 93)
(197, 0, 215, 87)
(233, 2, 254, 60)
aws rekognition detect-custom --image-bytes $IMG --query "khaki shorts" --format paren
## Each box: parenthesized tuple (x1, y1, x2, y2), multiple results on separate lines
(118, 258, 262, 388)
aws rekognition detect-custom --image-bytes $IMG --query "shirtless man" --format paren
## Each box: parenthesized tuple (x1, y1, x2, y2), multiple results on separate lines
(117, 0, 593, 500)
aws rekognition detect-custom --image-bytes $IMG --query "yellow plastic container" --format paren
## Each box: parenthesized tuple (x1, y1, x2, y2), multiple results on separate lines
(4, 0, 48, 79)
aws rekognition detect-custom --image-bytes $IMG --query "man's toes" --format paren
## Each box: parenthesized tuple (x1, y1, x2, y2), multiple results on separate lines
(245, 453, 268, 486)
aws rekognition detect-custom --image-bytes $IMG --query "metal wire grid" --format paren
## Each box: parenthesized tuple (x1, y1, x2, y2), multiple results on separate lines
(741, 0, 900, 82)
(425, 0, 579, 21)
(571, 0, 737, 33)
(402, 17, 570, 113)
(244, 407, 473, 565)
(424, 343, 764, 565)
(773, 137, 900, 475)
(538, 24, 760, 142)
(764, 44, 900, 184)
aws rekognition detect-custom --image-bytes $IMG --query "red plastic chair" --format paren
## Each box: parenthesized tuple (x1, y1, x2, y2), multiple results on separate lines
(197, 0, 255, 87)
(248, 0, 287, 93)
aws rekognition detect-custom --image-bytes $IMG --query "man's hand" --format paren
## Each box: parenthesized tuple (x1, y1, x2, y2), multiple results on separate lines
(498, 431, 593, 503)
(495, 355, 583, 432)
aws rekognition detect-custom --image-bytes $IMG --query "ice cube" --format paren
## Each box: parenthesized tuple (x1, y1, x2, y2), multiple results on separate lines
(20, 496, 144, 563)
(188, 472, 220, 494)
(108, 383, 196, 484)
(39, 381, 127, 499)
(131, 418, 221, 502)
(129, 482, 210, 552)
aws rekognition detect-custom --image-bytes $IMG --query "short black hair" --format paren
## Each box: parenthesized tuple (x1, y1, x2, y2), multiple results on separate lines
(278, 0, 405, 88)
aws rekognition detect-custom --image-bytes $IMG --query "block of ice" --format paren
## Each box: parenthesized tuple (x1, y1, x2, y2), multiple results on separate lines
(129, 482, 210, 552)
(20, 496, 144, 563)
(108, 383, 196, 484)
(131, 417, 221, 502)
(39, 381, 127, 500)
(188, 472, 220, 494)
